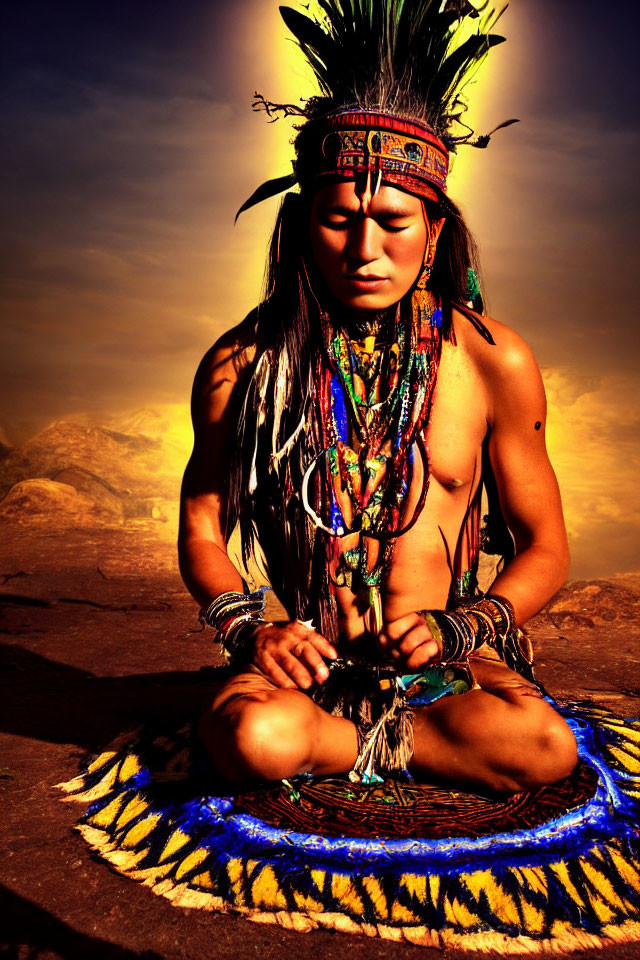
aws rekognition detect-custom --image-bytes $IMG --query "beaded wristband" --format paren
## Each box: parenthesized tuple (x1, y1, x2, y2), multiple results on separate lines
(200, 588, 268, 663)
(421, 595, 517, 665)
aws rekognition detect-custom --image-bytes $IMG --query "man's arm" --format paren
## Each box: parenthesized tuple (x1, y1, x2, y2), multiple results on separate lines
(483, 323, 569, 624)
(379, 319, 569, 669)
(179, 322, 336, 687)
(178, 329, 250, 606)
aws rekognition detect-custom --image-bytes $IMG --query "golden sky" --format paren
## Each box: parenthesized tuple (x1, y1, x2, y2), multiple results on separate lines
(2, 0, 639, 577)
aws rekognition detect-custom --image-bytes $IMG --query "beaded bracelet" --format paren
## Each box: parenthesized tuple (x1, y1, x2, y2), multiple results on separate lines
(421, 595, 517, 665)
(200, 587, 269, 663)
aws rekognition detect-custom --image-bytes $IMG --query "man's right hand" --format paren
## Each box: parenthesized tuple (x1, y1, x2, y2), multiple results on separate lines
(251, 621, 338, 690)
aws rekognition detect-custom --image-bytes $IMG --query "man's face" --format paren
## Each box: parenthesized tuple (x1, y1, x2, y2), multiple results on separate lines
(309, 181, 434, 313)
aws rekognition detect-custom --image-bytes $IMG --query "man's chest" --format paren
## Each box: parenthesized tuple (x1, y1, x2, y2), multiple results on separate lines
(380, 343, 490, 611)
(423, 340, 489, 490)
(327, 337, 489, 532)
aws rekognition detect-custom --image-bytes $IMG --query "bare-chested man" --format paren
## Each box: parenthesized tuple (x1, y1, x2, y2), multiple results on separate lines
(178, 174, 577, 796)
(177, 0, 581, 798)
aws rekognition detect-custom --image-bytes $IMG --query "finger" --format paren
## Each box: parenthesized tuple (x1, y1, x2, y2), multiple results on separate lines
(404, 640, 440, 671)
(277, 651, 314, 690)
(397, 624, 432, 656)
(378, 622, 421, 650)
(290, 620, 318, 638)
(288, 621, 337, 658)
(378, 629, 406, 650)
(383, 612, 424, 642)
(259, 652, 297, 689)
(296, 643, 330, 684)
(304, 630, 338, 660)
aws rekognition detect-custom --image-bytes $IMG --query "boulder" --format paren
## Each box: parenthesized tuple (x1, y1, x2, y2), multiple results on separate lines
(545, 578, 640, 626)
(0, 478, 119, 527)
(0, 419, 178, 501)
(53, 467, 124, 520)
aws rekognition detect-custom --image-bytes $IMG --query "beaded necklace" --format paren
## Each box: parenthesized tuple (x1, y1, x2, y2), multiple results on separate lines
(302, 290, 442, 631)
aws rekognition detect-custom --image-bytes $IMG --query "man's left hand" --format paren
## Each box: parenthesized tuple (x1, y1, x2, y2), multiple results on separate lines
(377, 612, 439, 671)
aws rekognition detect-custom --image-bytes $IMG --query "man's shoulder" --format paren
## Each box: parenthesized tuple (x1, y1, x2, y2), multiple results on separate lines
(194, 310, 259, 394)
(452, 307, 540, 383)
(452, 308, 545, 427)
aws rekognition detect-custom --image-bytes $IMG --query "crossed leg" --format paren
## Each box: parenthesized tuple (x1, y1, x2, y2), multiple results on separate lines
(410, 650, 578, 793)
(200, 652, 577, 793)
(200, 668, 358, 781)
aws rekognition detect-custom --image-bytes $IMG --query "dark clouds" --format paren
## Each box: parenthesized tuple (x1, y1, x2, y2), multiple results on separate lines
(1, 0, 638, 573)
(2, 0, 234, 98)
(2, 0, 273, 436)
(447, 0, 640, 375)
(526, 0, 639, 122)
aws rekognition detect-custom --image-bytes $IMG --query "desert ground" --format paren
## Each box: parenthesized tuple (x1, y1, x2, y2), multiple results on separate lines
(1, 416, 639, 959)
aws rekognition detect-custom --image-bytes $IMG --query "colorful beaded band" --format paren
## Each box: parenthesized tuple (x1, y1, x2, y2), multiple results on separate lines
(422, 595, 517, 665)
(297, 109, 449, 202)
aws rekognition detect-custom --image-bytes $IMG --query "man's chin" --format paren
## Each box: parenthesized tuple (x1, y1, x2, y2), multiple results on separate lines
(334, 292, 399, 313)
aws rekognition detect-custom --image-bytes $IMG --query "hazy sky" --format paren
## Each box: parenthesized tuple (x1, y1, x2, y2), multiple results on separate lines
(2, 0, 639, 576)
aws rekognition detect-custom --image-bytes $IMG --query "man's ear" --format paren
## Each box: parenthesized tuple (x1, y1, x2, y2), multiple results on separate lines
(430, 217, 446, 249)
(425, 216, 446, 268)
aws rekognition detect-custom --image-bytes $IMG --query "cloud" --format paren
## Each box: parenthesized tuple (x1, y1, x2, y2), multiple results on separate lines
(1, 0, 638, 580)
(1, 0, 310, 443)
(1, 74, 284, 440)
(543, 368, 640, 576)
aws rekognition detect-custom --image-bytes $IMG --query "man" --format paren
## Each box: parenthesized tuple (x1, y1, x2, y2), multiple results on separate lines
(178, 1, 577, 795)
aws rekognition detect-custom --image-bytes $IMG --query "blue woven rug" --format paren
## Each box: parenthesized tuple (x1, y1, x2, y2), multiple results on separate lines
(59, 702, 640, 953)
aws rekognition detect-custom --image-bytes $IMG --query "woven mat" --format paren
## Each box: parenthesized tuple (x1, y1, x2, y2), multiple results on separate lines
(58, 702, 640, 953)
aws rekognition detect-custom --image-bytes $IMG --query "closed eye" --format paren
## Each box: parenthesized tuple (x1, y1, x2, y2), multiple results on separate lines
(323, 216, 352, 228)
(377, 220, 408, 232)
(317, 197, 416, 230)
(321, 215, 410, 231)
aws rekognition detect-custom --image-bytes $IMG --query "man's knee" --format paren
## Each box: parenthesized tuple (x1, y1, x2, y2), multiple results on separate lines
(439, 686, 578, 792)
(529, 708, 578, 786)
(505, 699, 578, 791)
(200, 689, 315, 782)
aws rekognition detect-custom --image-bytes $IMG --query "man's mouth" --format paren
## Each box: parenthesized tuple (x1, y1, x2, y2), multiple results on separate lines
(346, 274, 386, 280)
(344, 275, 387, 290)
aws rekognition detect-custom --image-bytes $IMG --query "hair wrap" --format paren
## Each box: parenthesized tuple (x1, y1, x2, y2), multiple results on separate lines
(295, 109, 449, 202)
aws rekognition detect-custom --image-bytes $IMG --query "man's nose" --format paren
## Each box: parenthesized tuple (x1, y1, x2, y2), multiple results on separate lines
(345, 217, 378, 264)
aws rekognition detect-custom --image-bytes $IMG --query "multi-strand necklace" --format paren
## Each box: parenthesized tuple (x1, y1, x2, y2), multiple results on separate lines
(303, 292, 442, 633)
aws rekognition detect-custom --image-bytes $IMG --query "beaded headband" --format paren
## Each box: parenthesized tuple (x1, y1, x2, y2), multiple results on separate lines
(236, 108, 451, 219)
(297, 110, 449, 203)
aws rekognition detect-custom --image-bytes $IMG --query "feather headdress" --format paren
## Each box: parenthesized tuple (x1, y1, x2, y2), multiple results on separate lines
(238, 0, 516, 218)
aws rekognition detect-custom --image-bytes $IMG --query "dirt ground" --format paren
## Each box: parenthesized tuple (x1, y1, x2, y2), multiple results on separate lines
(1, 522, 639, 960)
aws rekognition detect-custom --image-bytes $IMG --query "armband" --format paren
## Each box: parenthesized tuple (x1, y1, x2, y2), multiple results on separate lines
(422, 595, 517, 664)
(200, 588, 268, 664)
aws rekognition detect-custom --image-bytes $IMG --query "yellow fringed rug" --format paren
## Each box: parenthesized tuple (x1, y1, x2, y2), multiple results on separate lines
(58, 703, 640, 953)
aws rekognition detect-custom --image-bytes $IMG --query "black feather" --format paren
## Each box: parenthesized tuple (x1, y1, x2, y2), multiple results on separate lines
(235, 174, 297, 222)
(279, 0, 509, 138)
